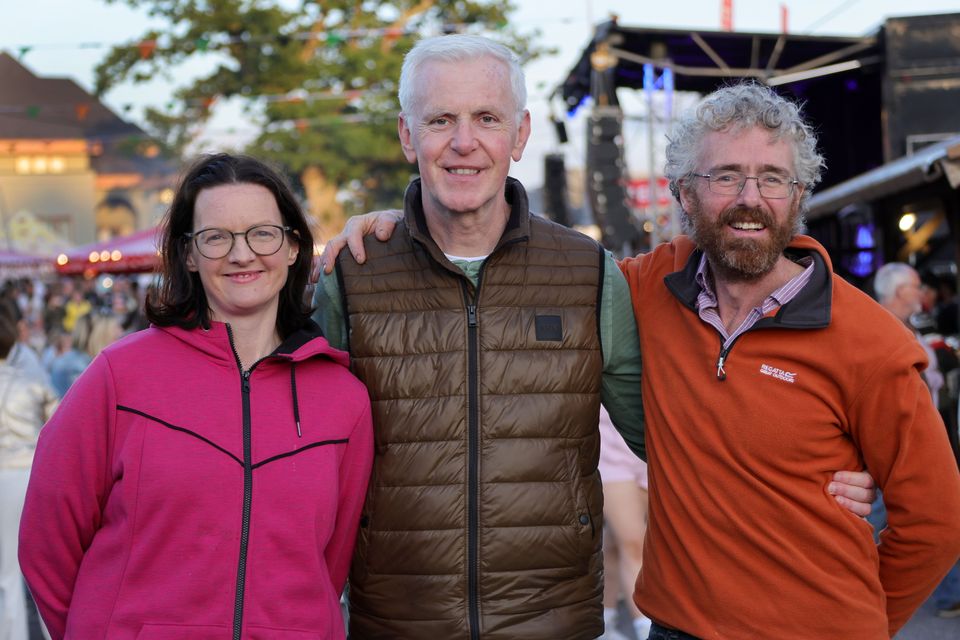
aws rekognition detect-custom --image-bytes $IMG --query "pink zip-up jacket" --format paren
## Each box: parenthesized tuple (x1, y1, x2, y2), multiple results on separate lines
(19, 321, 373, 639)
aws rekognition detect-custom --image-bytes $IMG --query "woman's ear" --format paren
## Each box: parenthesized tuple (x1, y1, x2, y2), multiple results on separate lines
(286, 233, 299, 266)
(185, 246, 199, 272)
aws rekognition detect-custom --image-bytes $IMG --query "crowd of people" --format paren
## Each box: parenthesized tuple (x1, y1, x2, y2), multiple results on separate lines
(0, 275, 147, 639)
(1, 31, 959, 640)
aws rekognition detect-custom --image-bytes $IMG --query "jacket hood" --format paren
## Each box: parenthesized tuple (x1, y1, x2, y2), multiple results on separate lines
(155, 319, 349, 369)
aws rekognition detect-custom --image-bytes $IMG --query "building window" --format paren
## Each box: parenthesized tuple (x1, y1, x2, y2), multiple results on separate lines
(13, 155, 69, 175)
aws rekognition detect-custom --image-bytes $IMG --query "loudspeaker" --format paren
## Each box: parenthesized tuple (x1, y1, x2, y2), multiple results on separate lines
(543, 153, 570, 227)
(883, 14, 960, 160)
(586, 108, 636, 250)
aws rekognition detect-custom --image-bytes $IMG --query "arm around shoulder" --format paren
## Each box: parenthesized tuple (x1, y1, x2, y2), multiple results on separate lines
(312, 267, 349, 352)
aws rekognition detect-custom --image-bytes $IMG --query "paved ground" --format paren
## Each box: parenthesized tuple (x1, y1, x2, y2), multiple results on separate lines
(895, 596, 960, 640)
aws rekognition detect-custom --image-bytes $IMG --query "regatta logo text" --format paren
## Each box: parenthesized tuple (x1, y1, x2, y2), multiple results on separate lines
(760, 364, 797, 384)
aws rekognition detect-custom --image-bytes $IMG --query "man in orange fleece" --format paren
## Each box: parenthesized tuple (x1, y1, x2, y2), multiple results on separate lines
(619, 82, 960, 639)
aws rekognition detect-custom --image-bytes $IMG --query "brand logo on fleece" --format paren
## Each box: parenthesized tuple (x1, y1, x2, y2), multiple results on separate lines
(759, 363, 796, 384)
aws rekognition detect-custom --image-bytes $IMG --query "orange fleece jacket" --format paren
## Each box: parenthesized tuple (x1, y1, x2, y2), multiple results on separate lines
(620, 235, 960, 639)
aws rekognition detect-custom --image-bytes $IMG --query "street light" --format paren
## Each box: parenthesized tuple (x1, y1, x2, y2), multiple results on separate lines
(898, 212, 916, 232)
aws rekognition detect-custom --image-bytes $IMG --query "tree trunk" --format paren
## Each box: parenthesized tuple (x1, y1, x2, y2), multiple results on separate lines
(301, 165, 345, 246)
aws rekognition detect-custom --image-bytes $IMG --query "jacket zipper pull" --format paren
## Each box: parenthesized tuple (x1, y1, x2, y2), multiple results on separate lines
(242, 370, 251, 393)
(467, 304, 478, 328)
(716, 353, 727, 381)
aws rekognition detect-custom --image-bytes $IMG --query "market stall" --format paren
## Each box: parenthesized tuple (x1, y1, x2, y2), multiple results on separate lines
(55, 227, 161, 276)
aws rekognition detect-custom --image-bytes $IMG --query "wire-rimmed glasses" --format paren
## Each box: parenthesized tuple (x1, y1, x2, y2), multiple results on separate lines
(185, 224, 292, 259)
(692, 171, 800, 199)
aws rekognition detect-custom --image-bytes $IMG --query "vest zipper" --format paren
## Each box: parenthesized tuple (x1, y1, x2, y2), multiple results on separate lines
(460, 277, 483, 640)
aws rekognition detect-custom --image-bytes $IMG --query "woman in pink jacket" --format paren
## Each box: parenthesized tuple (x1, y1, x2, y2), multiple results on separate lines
(19, 154, 373, 639)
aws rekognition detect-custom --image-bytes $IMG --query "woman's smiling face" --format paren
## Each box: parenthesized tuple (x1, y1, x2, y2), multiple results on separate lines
(185, 183, 298, 327)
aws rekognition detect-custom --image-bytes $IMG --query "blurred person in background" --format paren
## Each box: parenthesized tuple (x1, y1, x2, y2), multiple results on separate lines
(0, 292, 49, 389)
(0, 307, 57, 640)
(86, 314, 124, 360)
(48, 309, 125, 400)
(47, 313, 94, 399)
(876, 263, 944, 401)
(929, 272, 959, 337)
(60, 290, 90, 335)
(597, 406, 651, 640)
(39, 327, 69, 374)
(40, 284, 66, 341)
(18, 153, 373, 639)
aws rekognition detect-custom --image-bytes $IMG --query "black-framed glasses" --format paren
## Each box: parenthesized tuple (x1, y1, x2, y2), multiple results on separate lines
(692, 171, 800, 199)
(185, 224, 292, 260)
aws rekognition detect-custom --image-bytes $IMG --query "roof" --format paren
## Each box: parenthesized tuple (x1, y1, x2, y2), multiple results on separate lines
(0, 52, 144, 141)
(0, 52, 178, 179)
(806, 136, 960, 220)
(559, 20, 878, 112)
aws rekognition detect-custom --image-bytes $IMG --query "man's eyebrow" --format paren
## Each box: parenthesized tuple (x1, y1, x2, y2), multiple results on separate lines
(419, 105, 507, 118)
(707, 163, 791, 175)
(758, 164, 791, 176)
(419, 108, 450, 119)
(708, 163, 743, 173)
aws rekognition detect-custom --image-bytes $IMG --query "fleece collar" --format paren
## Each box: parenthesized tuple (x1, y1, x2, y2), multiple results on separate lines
(663, 234, 833, 330)
(399, 177, 532, 273)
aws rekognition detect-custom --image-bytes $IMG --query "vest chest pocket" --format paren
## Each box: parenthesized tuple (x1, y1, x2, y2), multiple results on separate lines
(535, 314, 563, 342)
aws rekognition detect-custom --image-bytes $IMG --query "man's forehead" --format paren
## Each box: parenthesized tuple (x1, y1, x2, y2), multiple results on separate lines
(698, 126, 796, 170)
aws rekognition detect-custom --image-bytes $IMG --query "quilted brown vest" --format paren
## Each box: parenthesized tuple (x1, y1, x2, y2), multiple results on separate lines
(339, 179, 604, 640)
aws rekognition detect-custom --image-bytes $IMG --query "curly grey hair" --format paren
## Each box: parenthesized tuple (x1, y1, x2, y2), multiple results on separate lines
(398, 34, 527, 124)
(665, 82, 825, 213)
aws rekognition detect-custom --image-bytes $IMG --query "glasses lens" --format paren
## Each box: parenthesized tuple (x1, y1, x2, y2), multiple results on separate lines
(708, 172, 744, 195)
(708, 172, 792, 199)
(195, 228, 233, 259)
(246, 225, 285, 256)
(757, 174, 791, 198)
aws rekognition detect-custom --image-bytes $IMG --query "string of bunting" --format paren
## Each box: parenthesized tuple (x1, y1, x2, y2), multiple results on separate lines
(12, 20, 511, 61)
(0, 87, 373, 122)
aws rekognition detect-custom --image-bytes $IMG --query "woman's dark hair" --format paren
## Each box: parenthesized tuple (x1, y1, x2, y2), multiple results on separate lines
(0, 304, 19, 359)
(145, 153, 315, 338)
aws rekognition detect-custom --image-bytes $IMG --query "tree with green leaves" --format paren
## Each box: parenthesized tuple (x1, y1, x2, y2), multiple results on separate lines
(95, 0, 547, 239)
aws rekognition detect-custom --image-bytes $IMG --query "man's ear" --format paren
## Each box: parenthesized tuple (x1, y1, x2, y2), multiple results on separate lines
(398, 114, 417, 163)
(678, 182, 694, 214)
(793, 182, 806, 206)
(511, 110, 532, 162)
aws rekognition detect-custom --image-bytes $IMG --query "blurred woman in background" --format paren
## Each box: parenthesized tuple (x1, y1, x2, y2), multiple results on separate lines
(0, 308, 57, 640)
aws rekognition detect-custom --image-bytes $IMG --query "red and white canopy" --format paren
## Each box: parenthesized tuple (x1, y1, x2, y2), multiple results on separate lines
(56, 227, 161, 275)
(0, 248, 53, 279)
